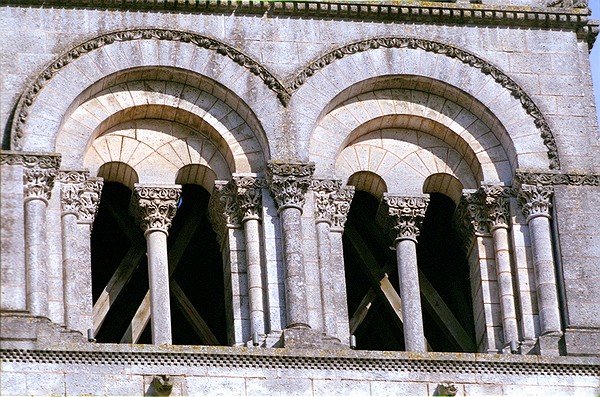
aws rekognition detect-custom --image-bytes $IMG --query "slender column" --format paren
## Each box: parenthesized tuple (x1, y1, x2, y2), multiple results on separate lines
(482, 185, 519, 350)
(266, 161, 314, 329)
(382, 194, 429, 352)
(517, 184, 562, 337)
(312, 180, 340, 339)
(209, 181, 247, 345)
(23, 155, 60, 318)
(131, 184, 181, 345)
(60, 171, 103, 333)
(234, 175, 267, 337)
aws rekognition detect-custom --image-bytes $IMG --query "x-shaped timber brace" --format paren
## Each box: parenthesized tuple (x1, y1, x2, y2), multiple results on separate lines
(345, 216, 475, 352)
(92, 196, 220, 345)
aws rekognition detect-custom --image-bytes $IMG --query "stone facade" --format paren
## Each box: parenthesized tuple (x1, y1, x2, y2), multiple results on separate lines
(1, 0, 599, 395)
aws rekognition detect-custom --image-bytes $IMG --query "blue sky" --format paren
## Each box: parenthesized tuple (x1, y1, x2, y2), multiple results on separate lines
(591, 0, 600, 126)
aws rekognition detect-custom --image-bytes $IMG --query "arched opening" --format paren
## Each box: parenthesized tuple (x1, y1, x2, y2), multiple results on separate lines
(91, 182, 227, 345)
(343, 190, 405, 351)
(417, 193, 477, 352)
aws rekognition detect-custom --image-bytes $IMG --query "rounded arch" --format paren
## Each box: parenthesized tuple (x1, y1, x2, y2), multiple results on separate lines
(176, 165, 217, 194)
(97, 162, 139, 190)
(10, 30, 276, 160)
(297, 42, 557, 171)
(423, 173, 464, 206)
(347, 171, 387, 199)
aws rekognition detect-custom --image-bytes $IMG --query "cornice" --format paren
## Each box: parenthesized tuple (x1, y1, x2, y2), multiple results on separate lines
(1, 1, 591, 32)
(1, 347, 598, 377)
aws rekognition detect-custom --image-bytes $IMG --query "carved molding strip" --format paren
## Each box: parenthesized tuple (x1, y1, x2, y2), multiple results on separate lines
(10, 32, 561, 170)
(10, 28, 289, 150)
(288, 37, 560, 170)
(0, 151, 61, 169)
(515, 170, 600, 186)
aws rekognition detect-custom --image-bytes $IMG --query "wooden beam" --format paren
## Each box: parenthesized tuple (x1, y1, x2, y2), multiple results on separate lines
(104, 197, 140, 243)
(93, 238, 146, 334)
(418, 268, 476, 352)
(120, 207, 206, 343)
(171, 280, 220, 346)
(349, 288, 378, 335)
(120, 291, 150, 343)
(345, 225, 405, 334)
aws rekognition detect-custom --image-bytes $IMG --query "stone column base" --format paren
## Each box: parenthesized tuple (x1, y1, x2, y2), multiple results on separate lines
(282, 328, 350, 350)
(537, 333, 563, 356)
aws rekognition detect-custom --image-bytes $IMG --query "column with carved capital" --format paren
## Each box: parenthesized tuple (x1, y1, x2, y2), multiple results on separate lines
(382, 194, 429, 352)
(234, 175, 266, 338)
(131, 184, 181, 345)
(59, 171, 103, 334)
(312, 180, 355, 344)
(517, 184, 562, 352)
(482, 185, 519, 351)
(266, 161, 314, 330)
(22, 155, 60, 318)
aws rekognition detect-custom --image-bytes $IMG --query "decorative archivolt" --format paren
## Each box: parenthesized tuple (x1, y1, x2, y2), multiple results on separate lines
(11, 31, 558, 169)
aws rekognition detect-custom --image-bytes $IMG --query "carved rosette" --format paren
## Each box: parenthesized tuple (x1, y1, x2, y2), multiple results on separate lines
(546, 0, 588, 8)
(481, 185, 514, 230)
(266, 161, 315, 213)
(381, 195, 429, 243)
(517, 184, 554, 221)
(131, 185, 181, 235)
(233, 176, 266, 221)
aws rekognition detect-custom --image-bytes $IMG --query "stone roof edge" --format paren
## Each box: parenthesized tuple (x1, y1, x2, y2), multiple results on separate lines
(1, 0, 593, 31)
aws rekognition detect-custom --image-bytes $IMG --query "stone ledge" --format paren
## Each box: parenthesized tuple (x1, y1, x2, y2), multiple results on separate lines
(1, 0, 591, 31)
(2, 343, 599, 377)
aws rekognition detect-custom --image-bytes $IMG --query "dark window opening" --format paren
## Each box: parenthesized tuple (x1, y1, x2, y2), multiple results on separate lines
(343, 191, 476, 352)
(417, 193, 477, 352)
(91, 182, 226, 345)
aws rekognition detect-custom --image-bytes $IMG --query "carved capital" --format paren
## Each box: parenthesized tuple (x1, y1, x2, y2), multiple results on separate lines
(131, 185, 181, 235)
(208, 181, 241, 244)
(312, 179, 355, 231)
(266, 161, 315, 213)
(481, 185, 513, 230)
(517, 184, 553, 221)
(24, 168, 57, 203)
(233, 176, 266, 221)
(381, 194, 429, 242)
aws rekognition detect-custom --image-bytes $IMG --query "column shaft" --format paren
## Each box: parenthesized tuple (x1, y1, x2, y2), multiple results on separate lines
(316, 221, 337, 339)
(244, 218, 265, 335)
(330, 231, 350, 345)
(528, 216, 562, 335)
(491, 226, 519, 346)
(25, 199, 49, 317)
(61, 212, 79, 330)
(395, 238, 426, 352)
(280, 207, 309, 328)
(146, 230, 172, 345)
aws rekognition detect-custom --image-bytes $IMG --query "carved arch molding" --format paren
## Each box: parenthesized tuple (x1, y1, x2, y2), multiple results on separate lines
(10, 28, 559, 169)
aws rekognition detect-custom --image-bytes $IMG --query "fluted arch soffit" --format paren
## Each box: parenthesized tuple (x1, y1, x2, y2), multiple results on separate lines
(10, 30, 557, 170)
(56, 68, 266, 182)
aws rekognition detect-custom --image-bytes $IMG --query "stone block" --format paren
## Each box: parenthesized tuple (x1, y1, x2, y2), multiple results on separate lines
(185, 376, 246, 396)
(312, 379, 370, 396)
(245, 378, 312, 396)
(26, 372, 65, 396)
